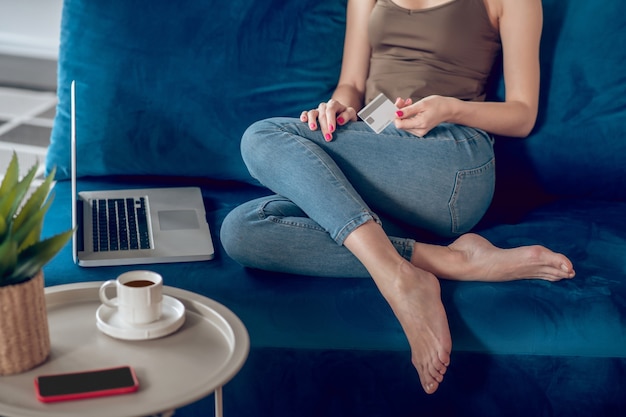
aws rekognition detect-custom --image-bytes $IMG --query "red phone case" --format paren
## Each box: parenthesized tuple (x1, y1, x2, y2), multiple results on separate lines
(34, 365, 139, 403)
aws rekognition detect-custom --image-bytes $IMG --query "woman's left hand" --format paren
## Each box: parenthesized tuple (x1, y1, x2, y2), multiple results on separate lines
(393, 95, 454, 137)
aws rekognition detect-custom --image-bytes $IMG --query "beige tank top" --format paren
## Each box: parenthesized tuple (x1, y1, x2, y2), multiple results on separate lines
(365, 0, 501, 104)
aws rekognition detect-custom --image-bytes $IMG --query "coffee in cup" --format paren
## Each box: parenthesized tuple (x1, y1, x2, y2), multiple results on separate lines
(99, 271, 163, 325)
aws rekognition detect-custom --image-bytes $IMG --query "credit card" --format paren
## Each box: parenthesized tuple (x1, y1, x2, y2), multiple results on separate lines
(357, 93, 398, 134)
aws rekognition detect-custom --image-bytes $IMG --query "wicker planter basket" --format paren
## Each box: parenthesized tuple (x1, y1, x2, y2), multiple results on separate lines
(0, 271, 50, 375)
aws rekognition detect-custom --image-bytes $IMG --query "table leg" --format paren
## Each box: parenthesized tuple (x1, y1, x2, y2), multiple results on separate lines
(215, 386, 223, 417)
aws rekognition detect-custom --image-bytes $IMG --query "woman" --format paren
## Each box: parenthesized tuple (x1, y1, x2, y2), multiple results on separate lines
(221, 0, 575, 394)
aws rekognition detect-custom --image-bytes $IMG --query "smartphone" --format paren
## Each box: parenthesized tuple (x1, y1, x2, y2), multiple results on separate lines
(34, 365, 139, 403)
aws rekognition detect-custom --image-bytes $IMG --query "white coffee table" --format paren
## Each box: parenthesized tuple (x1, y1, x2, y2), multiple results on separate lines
(0, 282, 249, 417)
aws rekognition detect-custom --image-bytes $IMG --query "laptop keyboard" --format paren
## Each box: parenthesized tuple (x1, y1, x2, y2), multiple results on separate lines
(92, 197, 152, 252)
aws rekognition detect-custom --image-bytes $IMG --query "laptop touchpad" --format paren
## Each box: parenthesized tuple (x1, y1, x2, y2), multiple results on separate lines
(158, 210, 200, 231)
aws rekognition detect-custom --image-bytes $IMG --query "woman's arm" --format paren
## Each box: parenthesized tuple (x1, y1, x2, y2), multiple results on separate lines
(331, 0, 374, 111)
(301, 0, 375, 141)
(395, 0, 543, 138)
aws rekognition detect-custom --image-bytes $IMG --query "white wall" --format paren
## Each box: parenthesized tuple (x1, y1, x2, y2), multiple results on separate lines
(0, 0, 63, 89)
(0, 0, 63, 59)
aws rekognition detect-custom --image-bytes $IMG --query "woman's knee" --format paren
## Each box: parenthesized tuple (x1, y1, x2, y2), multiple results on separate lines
(221, 195, 292, 266)
(241, 117, 291, 167)
(241, 120, 266, 170)
(220, 204, 255, 266)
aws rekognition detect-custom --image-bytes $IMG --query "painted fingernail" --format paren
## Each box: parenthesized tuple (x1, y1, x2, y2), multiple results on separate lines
(310, 123, 317, 129)
(337, 117, 345, 124)
(396, 110, 404, 117)
(325, 133, 332, 141)
(329, 124, 335, 132)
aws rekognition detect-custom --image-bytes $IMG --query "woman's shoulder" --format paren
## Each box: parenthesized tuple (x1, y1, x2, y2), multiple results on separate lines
(482, 0, 542, 32)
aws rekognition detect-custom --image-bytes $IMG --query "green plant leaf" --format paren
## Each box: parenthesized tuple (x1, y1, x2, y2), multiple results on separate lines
(0, 186, 19, 226)
(0, 161, 38, 223)
(0, 154, 72, 287)
(9, 229, 74, 283)
(0, 235, 17, 282)
(0, 215, 6, 241)
(13, 166, 55, 233)
(14, 195, 53, 251)
(0, 152, 19, 198)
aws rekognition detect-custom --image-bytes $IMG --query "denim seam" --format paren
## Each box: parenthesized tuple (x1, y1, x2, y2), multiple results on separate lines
(334, 211, 380, 246)
(277, 123, 381, 244)
(389, 237, 415, 262)
(267, 216, 327, 232)
(384, 124, 486, 143)
(279, 124, 377, 212)
(448, 157, 495, 234)
(446, 125, 486, 144)
(255, 200, 324, 230)
(258, 201, 378, 244)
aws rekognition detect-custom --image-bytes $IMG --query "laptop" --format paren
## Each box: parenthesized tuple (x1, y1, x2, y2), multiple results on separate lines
(70, 80, 215, 267)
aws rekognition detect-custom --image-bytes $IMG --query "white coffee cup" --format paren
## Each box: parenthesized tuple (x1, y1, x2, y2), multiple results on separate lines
(99, 270, 163, 325)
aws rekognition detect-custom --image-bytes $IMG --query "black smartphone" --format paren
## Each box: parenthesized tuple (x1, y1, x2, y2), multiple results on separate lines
(34, 365, 139, 403)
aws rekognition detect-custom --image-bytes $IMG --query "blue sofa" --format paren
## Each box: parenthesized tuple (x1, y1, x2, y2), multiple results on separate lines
(42, 0, 626, 416)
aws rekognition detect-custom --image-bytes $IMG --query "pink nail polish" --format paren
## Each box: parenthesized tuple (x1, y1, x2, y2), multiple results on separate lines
(310, 123, 317, 129)
(396, 110, 404, 117)
(337, 117, 345, 124)
(325, 133, 332, 141)
(329, 124, 335, 132)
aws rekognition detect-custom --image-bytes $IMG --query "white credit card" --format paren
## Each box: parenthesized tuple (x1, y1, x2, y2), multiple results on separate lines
(358, 93, 398, 134)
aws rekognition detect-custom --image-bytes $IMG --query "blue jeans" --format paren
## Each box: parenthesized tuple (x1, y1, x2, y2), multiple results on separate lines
(221, 117, 495, 277)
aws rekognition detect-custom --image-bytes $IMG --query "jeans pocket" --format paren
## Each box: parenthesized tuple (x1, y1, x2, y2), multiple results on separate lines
(448, 157, 495, 234)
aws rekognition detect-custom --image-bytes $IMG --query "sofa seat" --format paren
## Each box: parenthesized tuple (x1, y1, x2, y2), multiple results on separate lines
(39, 0, 626, 414)
(42, 177, 626, 416)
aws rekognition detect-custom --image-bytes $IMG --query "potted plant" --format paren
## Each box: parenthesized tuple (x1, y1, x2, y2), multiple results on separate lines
(0, 153, 73, 375)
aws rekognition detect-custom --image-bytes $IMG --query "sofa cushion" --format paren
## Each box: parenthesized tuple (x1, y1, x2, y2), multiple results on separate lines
(43, 179, 626, 359)
(491, 0, 626, 203)
(47, 0, 626, 204)
(41, 178, 626, 416)
(46, 0, 346, 182)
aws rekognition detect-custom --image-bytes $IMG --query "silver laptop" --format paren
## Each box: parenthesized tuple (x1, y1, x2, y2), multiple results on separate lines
(70, 81, 215, 266)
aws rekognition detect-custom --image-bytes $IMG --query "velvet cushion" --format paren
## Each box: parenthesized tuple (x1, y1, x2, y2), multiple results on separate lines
(491, 0, 626, 202)
(46, 0, 346, 182)
(47, 0, 625, 203)
(42, 178, 626, 416)
(43, 179, 626, 360)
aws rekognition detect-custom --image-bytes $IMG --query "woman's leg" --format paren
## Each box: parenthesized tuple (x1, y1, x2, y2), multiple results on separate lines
(221, 196, 575, 281)
(240, 117, 495, 241)
(220, 194, 415, 277)
(235, 117, 575, 282)
(342, 220, 452, 395)
(221, 198, 452, 394)
(225, 117, 574, 393)
(412, 234, 576, 282)
(231, 117, 492, 393)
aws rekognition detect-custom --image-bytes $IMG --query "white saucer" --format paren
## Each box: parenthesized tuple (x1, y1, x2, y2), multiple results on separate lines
(96, 295, 186, 340)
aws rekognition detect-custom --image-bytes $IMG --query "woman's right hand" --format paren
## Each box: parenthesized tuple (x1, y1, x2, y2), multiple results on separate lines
(300, 99, 358, 142)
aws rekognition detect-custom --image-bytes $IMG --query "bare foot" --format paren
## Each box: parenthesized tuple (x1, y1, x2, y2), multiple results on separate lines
(343, 221, 451, 393)
(412, 233, 575, 282)
(382, 261, 452, 394)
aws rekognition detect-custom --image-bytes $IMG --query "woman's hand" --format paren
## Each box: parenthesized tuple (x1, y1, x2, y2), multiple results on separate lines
(394, 95, 456, 137)
(300, 99, 358, 142)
